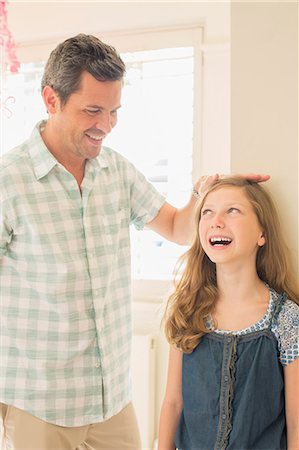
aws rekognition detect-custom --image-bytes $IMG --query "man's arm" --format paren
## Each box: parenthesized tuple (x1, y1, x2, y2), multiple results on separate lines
(146, 200, 195, 245)
(147, 173, 270, 245)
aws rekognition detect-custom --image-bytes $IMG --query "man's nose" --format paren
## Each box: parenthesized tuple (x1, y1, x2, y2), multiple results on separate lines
(95, 113, 113, 134)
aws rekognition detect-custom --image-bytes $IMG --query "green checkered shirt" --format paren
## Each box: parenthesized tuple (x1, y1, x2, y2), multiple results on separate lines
(0, 122, 165, 426)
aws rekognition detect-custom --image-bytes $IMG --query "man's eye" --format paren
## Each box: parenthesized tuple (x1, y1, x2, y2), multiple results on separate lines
(85, 109, 100, 115)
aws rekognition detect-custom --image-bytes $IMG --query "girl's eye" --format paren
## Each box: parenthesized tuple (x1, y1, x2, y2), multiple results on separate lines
(228, 207, 240, 214)
(201, 209, 212, 217)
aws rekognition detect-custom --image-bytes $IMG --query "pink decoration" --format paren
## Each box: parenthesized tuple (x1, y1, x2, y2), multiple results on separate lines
(0, 0, 20, 73)
(1, 94, 15, 117)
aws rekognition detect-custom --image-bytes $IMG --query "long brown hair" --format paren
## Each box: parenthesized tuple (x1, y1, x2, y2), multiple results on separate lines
(164, 177, 299, 353)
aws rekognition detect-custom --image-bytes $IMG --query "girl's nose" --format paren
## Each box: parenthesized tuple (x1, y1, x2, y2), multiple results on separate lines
(211, 214, 225, 229)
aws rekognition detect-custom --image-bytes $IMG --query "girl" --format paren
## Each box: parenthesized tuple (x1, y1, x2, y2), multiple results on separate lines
(158, 177, 299, 450)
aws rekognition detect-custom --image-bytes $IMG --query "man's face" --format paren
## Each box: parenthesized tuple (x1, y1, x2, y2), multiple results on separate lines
(45, 71, 122, 162)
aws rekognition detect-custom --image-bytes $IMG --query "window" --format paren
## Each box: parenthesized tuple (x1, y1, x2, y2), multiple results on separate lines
(1, 62, 46, 151)
(106, 47, 194, 279)
(1, 27, 204, 282)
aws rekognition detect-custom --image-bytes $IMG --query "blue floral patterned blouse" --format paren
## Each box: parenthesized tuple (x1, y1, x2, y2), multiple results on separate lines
(207, 287, 299, 366)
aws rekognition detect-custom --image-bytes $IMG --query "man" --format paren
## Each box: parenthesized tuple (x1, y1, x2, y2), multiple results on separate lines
(0, 34, 269, 450)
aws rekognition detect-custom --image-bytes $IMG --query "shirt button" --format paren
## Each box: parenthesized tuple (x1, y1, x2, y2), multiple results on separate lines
(222, 414, 227, 420)
(224, 375, 228, 381)
(95, 362, 100, 368)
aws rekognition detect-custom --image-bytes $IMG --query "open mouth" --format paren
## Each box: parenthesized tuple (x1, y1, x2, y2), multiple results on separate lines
(85, 132, 104, 145)
(209, 236, 232, 247)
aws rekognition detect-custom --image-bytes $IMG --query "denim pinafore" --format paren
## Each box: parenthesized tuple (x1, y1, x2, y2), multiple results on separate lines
(175, 293, 287, 450)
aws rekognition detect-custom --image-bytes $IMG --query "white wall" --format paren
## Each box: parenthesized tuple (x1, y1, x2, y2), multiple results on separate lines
(231, 1, 298, 284)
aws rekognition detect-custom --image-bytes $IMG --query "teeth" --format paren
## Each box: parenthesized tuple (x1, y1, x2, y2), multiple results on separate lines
(210, 237, 231, 243)
(210, 237, 232, 246)
(86, 133, 103, 141)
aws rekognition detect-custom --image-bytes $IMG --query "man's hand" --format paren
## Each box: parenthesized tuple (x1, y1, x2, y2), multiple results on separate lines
(193, 173, 270, 198)
(234, 173, 270, 183)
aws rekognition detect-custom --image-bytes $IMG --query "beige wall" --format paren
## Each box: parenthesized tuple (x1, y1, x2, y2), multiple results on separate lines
(231, 1, 299, 285)
(8, 1, 229, 46)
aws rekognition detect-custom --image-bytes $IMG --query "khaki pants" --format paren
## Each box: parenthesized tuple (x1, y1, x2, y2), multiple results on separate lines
(0, 402, 141, 450)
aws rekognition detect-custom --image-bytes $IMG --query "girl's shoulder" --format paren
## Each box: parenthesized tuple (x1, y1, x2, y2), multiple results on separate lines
(271, 288, 299, 323)
(270, 288, 299, 366)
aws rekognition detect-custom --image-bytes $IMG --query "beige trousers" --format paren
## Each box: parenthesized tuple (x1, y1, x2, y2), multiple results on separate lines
(0, 402, 141, 450)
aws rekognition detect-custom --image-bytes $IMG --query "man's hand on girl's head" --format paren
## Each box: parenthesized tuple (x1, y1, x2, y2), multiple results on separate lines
(193, 173, 270, 199)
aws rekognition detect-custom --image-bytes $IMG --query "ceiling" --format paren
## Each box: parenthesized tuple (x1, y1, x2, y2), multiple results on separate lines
(7, 1, 230, 45)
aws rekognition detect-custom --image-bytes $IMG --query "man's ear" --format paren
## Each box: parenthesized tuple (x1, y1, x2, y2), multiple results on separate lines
(258, 232, 266, 247)
(42, 86, 60, 114)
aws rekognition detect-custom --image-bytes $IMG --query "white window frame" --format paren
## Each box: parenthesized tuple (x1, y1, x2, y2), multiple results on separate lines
(105, 26, 203, 298)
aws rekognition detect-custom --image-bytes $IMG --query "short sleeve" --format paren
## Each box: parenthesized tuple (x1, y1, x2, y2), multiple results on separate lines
(128, 164, 166, 230)
(272, 299, 299, 366)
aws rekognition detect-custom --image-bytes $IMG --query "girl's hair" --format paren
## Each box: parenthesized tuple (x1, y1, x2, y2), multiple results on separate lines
(164, 177, 299, 353)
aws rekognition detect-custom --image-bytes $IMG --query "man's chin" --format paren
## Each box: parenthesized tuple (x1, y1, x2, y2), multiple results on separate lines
(85, 145, 102, 159)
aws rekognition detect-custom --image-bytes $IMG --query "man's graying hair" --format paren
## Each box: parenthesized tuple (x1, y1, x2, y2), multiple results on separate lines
(41, 34, 126, 105)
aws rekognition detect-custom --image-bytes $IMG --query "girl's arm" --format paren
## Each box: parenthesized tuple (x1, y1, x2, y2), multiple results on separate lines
(158, 345, 183, 450)
(284, 358, 299, 450)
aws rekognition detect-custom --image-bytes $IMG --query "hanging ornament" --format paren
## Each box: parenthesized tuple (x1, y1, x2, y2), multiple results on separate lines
(0, 0, 20, 73)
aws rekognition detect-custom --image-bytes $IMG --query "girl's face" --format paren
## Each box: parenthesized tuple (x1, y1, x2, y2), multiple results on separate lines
(199, 186, 265, 267)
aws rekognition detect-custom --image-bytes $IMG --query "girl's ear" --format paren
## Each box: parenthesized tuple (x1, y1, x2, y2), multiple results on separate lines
(258, 232, 266, 247)
(42, 86, 60, 114)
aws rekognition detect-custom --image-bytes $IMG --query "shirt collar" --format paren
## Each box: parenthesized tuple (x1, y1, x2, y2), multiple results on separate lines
(29, 121, 58, 180)
(29, 120, 109, 180)
(89, 149, 109, 170)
